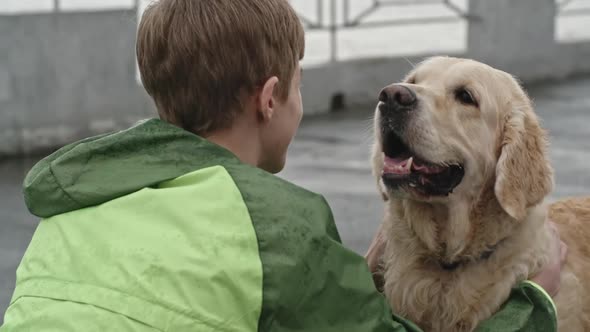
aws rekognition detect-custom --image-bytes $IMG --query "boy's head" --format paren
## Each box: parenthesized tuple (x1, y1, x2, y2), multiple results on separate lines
(137, 0, 305, 173)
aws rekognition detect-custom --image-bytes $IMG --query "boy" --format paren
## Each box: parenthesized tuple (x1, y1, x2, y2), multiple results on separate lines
(1, 0, 562, 331)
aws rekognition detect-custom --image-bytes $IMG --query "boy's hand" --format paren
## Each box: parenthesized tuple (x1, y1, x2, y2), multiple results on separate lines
(365, 224, 386, 292)
(529, 221, 568, 298)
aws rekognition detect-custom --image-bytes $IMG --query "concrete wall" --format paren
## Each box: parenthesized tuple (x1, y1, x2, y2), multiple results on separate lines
(1, 0, 589, 156)
(467, 0, 590, 81)
(0, 10, 155, 156)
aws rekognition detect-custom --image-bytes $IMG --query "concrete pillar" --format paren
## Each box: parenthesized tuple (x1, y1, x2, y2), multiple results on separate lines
(467, 0, 557, 63)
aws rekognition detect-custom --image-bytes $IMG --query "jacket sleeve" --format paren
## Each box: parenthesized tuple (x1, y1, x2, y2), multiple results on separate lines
(325, 259, 558, 332)
(475, 280, 557, 332)
(235, 183, 557, 332)
(281, 239, 557, 332)
(307, 198, 557, 332)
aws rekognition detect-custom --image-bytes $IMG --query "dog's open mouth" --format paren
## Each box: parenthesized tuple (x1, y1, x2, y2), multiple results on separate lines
(382, 131, 464, 196)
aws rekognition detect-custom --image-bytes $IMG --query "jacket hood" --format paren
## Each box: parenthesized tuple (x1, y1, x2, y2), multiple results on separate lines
(24, 119, 238, 218)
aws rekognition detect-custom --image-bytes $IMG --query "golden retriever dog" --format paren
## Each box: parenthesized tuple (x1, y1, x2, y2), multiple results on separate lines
(371, 56, 590, 331)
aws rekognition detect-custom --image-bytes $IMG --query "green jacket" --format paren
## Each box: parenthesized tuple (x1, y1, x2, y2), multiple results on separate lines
(1, 119, 556, 331)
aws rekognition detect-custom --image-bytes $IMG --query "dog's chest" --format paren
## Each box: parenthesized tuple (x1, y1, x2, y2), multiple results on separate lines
(384, 264, 513, 332)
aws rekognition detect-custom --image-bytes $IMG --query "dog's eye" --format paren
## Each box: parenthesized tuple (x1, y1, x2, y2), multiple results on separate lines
(455, 88, 478, 107)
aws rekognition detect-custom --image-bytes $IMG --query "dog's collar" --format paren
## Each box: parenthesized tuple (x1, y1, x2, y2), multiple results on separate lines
(439, 241, 503, 271)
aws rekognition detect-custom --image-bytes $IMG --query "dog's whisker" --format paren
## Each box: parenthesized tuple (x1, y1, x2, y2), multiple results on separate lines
(403, 57, 417, 69)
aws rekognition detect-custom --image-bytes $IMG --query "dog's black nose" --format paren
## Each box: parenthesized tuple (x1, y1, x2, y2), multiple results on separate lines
(379, 84, 417, 108)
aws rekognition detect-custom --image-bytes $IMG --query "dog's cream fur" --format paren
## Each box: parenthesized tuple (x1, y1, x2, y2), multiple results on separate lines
(372, 56, 590, 331)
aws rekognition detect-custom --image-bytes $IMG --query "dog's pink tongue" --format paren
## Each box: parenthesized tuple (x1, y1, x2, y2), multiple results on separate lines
(412, 161, 445, 174)
(383, 155, 413, 175)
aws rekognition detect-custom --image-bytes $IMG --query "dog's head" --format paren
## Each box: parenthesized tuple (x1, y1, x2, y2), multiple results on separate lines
(372, 56, 554, 220)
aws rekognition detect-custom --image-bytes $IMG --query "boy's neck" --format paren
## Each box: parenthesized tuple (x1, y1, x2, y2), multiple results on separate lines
(204, 117, 262, 169)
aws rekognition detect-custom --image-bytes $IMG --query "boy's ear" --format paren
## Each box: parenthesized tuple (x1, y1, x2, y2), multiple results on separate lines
(257, 76, 280, 122)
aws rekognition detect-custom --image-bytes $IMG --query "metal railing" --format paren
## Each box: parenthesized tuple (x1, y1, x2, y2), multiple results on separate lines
(291, 0, 471, 62)
(556, 0, 590, 16)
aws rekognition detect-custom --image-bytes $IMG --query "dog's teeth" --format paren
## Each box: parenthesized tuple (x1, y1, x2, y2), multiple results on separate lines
(404, 157, 413, 172)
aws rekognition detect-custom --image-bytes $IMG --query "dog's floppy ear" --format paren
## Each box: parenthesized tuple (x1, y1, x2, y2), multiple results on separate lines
(494, 101, 554, 220)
